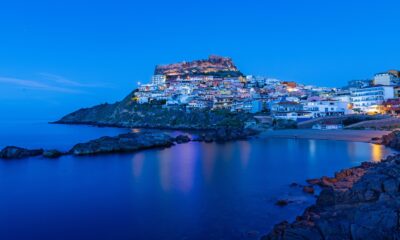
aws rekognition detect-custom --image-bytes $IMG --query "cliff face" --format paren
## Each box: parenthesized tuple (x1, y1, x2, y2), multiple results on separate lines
(154, 55, 243, 80)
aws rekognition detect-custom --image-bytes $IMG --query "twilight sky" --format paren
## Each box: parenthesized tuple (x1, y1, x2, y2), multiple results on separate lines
(1, 0, 400, 120)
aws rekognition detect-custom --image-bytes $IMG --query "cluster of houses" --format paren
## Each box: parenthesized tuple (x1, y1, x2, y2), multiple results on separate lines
(133, 70, 400, 122)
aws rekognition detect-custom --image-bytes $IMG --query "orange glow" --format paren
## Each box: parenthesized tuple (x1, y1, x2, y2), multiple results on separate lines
(371, 144, 383, 162)
(131, 128, 141, 133)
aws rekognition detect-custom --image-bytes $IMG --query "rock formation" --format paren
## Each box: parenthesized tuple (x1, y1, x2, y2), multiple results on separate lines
(264, 156, 400, 239)
(69, 131, 176, 156)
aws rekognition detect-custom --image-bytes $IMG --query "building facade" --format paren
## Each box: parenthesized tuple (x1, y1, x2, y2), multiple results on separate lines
(350, 86, 394, 112)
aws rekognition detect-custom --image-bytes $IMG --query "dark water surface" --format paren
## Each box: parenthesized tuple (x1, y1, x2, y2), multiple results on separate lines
(0, 122, 396, 239)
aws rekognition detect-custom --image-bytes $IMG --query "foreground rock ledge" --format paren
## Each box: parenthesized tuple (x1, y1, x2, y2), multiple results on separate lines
(70, 131, 178, 156)
(264, 155, 400, 240)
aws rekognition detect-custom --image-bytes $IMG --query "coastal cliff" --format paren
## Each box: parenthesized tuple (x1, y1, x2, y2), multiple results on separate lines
(55, 90, 255, 130)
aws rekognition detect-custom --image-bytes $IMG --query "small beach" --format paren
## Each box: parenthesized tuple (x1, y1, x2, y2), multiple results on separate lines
(259, 129, 391, 143)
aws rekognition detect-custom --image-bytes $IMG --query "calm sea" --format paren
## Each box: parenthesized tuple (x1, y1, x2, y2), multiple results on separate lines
(0, 121, 395, 239)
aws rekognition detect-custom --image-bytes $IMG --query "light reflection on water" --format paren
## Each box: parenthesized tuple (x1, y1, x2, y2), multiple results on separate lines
(0, 123, 397, 240)
(371, 144, 384, 162)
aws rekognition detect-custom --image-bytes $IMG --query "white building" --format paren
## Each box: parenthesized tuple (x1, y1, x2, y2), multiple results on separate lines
(303, 100, 348, 118)
(333, 90, 351, 103)
(273, 111, 313, 122)
(312, 123, 343, 130)
(373, 72, 400, 86)
(350, 86, 394, 112)
(152, 75, 167, 85)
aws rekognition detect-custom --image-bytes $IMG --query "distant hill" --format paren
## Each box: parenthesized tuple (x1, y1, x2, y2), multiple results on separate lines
(154, 55, 244, 80)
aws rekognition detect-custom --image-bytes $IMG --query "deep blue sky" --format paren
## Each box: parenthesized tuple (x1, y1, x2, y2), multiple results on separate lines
(1, 0, 400, 120)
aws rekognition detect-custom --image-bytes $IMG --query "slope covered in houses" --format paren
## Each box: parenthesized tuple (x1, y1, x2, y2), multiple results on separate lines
(135, 56, 400, 121)
(59, 55, 400, 129)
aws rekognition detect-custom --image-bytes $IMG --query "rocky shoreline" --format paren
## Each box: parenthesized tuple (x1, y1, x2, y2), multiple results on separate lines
(4, 125, 399, 239)
(0, 127, 257, 160)
(264, 154, 400, 239)
(263, 132, 400, 239)
(70, 131, 179, 156)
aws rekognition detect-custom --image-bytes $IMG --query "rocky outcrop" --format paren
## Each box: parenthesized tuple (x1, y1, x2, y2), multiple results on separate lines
(381, 130, 400, 150)
(0, 146, 43, 159)
(264, 156, 400, 240)
(55, 96, 256, 131)
(154, 55, 243, 80)
(69, 131, 177, 156)
(193, 127, 258, 143)
(175, 135, 191, 144)
(2, 128, 255, 159)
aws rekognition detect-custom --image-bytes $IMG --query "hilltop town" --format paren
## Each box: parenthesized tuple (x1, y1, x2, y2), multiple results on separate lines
(134, 55, 400, 126)
(58, 55, 400, 131)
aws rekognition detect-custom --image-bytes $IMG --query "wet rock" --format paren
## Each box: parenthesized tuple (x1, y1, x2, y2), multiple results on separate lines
(174, 135, 191, 144)
(264, 154, 400, 240)
(302, 186, 315, 194)
(0, 146, 43, 159)
(275, 199, 291, 207)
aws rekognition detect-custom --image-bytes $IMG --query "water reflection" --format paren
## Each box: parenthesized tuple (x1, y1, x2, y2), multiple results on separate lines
(159, 149, 172, 191)
(131, 128, 141, 133)
(1, 137, 397, 240)
(371, 144, 384, 162)
(132, 153, 144, 179)
(158, 143, 197, 192)
(308, 140, 316, 162)
(239, 141, 251, 168)
(174, 143, 196, 192)
(202, 143, 217, 182)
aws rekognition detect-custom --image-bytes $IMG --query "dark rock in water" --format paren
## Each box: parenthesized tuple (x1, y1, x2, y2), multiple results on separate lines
(70, 131, 175, 156)
(174, 135, 191, 144)
(0, 146, 43, 159)
(275, 199, 292, 207)
(263, 154, 400, 240)
(302, 186, 315, 194)
(43, 150, 63, 159)
(306, 178, 320, 185)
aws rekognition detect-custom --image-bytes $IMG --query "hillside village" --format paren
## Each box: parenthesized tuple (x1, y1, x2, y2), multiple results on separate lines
(134, 55, 400, 126)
